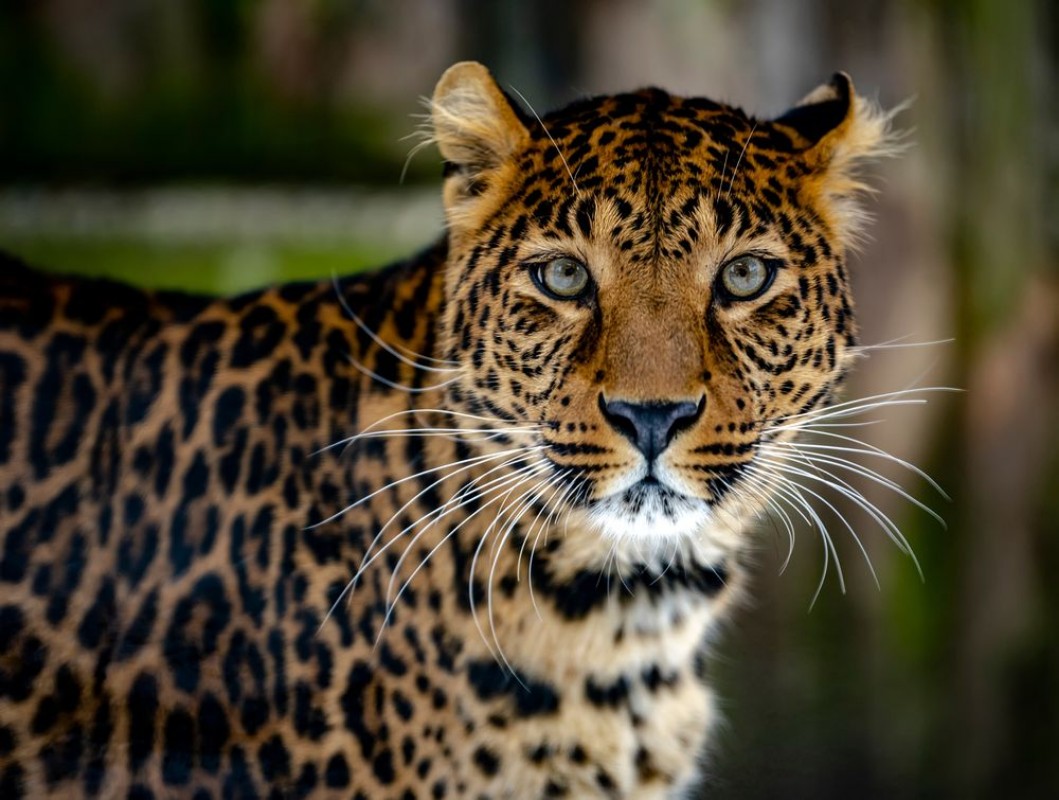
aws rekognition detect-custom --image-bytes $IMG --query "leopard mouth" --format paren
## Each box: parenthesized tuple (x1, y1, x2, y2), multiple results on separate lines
(586, 477, 713, 541)
(619, 475, 687, 507)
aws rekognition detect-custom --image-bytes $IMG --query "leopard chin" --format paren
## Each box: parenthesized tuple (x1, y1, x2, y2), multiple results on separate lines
(587, 479, 715, 544)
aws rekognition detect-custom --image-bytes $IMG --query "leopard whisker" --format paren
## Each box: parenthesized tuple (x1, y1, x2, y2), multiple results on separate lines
(480, 471, 561, 678)
(353, 448, 547, 589)
(649, 536, 682, 586)
(307, 445, 534, 530)
(612, 545, 636, 598)
(758, 450, 925, 569)
(317, 408, 542, 456)
(767, 430, 949, 500)
(770, 386, 960, 428)
(379, 459, 550, 608)
(756, 452, 923, 580)
(318, 450, 545, 632)
(755, 453, 881, 590)
(332, 273, 460, 370)
(345, 353, 461, 394)
(509, 85, 581, 197)
(772, 398, 929, 428)
(548, 473, 585, 538)
(752, 465, 847, 607)
(848, 335, 954, 355)
(725, 469, 799, 574)
(717, 145, 731, 205)
(782, 418, 887, 430)
(725, 123, 757, 198)
(602, 542, 619, 602)
(378, 462, 552, 648)
(516, 470, 575, 622)
(515, 469, 573, 582)
(379, 457, 550, 599)
(527, 476, 589, 619)
(337, 426, 541, 446)
(743, 462, 805, 571)
(765, 442, 947, 525)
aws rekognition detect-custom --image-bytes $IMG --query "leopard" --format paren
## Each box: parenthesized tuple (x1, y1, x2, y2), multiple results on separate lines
(0, 61, 898, 799)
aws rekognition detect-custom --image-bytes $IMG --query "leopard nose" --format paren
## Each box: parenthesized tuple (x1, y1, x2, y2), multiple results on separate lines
(598, 395, 705, 463)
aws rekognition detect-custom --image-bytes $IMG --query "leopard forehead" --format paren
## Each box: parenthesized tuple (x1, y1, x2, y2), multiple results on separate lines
(520, 89, 803, 209)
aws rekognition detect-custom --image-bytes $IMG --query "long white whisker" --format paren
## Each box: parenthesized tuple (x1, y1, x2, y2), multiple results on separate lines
(849, 335, 954, 354)
(744, 463, 813, 527)
(756, 453, 923, 581)
(381, 459, 550, 606)
(731, 469, 799, 574)
(332, 273, 459, 370)
(523, 474, 580, 621)
(479, 472, 560, 678)
(378, 462, 552, 646)
(307, 445, 533, 530)
(717, 147, 731, 204)
(758, 453, 909, 551)
(317, 408, 543, 455)
(770, 398, 929, 431)
(744, 463, 816, 576)
(334, 426, 541, 446)
(725, 123, 757, 198)
(354, 447, 546, 584)
(771, 386, 960, 426)
(346, 354, 460, 394)
(515, 471, 573, 620)
(317, 450, 544, 631)
(517, 470, 574, 581)
(769, 431, 949, 500)
(509, 86, 581, 196)
(758, 454, 880, 589)
(528, 477, 589, 612)
(785, 419, 887, 430)
(765, 443, 947, 525)
(760, 468, 846, 606)
(649, 538, 681, 586)
(777, 455, 925, 576)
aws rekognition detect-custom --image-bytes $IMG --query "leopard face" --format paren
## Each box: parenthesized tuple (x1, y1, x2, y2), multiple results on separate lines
(433, 63, 891, 550)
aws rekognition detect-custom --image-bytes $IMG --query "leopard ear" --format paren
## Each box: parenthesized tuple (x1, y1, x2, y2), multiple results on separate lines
(775, 73, 858, 148)
(775, 73, 901, 249)
(431, 61, 529, 223)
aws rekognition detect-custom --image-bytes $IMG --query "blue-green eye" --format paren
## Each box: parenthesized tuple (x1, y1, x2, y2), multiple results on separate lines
(719, 255, 774, 300)
(533, 257, 590, 299)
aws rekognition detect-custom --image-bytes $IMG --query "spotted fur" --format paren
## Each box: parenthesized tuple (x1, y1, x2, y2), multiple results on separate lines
(0, 62, 894, 798)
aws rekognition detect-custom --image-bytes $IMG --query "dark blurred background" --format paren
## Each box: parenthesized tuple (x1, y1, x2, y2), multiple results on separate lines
(1, 1, 1056, 798)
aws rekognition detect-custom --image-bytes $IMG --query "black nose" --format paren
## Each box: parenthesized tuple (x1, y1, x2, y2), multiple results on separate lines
(599, 395, 705, 463)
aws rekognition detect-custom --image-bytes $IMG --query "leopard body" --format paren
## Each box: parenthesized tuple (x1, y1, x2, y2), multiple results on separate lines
(0, 62, 893, 798)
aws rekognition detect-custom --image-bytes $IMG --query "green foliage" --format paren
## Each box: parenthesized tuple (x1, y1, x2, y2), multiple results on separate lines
(5, 237, 395, 294)
(0, 3, 434, 185)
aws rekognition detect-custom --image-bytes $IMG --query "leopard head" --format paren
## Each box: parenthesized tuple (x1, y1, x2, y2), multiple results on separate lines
(430, 61, 896, 554)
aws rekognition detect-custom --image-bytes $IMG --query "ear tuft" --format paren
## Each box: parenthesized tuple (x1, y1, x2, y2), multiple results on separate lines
(431, 61, 529, 174)
(776, 73, 905, 249)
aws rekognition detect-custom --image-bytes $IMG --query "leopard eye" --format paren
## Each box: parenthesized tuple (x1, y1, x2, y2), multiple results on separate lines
(533, 257, 590, 300)
(718, 255, 773, 300)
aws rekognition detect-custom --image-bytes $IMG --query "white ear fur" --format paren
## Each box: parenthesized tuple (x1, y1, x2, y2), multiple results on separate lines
(431, 61, 529, 173)
(428, 62, 530, 233)
(778, 73, 905, 249)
